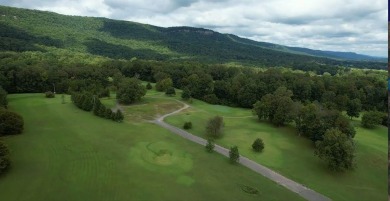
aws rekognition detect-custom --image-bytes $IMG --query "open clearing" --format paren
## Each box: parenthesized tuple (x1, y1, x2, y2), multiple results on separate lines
(164, 94, 388, 201)
(0, 94, 303, 201)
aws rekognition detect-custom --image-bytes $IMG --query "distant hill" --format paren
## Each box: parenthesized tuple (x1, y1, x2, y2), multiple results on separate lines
(0, 5, 386, 69)
(227, 34, 386, 62)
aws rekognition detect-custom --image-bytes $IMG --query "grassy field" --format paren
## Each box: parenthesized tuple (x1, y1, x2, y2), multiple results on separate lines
(0, 93, 304, 201)
(165, 96, 388, 201)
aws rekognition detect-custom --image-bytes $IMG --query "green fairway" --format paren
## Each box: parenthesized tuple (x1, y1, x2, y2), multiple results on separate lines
(165, 97, 388, 201)
(0, 94, 304, 201)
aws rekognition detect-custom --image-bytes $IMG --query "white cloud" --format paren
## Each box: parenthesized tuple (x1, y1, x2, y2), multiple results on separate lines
(0, 0, 387, 56)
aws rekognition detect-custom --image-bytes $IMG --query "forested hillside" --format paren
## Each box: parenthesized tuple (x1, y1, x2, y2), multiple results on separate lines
(0, 5, 386, 70)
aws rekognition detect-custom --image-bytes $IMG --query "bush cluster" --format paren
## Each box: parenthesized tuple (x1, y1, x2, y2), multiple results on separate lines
(93, 98, 124, 122)
(0, 108, 24, 136)
(45, 91, 55, 98)
(0, 141, 10, 174)
(71, 92, 124, 122)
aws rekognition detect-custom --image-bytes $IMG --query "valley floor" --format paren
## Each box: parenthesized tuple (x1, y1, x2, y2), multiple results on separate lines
(0, 94, 304, 201)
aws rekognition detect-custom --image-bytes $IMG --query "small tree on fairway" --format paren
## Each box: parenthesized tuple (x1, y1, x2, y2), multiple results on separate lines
(156, 78, 173, 92)
(165, 87, 176, 96)
(146, 82, 152, 90)
(206, 116, 224, 138)
(229, 146, 239, 164)
(183, 122, 192, 130)
(252, 138, 264, 152)
(205, 139, 215, 153)
(315, 128, 355, 172)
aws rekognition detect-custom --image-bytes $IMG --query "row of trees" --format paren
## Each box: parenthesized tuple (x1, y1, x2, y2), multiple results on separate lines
(71, 92, 123, 122)
(0, 53, 386, 114)
(0, 86, 7, 108)
(0, 87, 23, 175)
(252, 87, 357, 171)
(0, 140, 9, 174)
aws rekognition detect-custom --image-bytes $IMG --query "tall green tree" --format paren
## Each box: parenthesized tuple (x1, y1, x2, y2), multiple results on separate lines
(295, 103, 355, 141)
(116, 78, 146, 104)
(155, 78, 173, 92)
(253, 87, 295, 126)
(206, 116, 224, 138)
(315, 128, 355, 172)
(361, 111, 383, 128)
(346, 98, 362, 119)
(229, 146, 240, 164)
(181, 87, 191, 100)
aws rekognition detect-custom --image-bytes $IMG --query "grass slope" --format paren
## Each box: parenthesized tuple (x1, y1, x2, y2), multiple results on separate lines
(165, 96, 387, 201)
(0, 94, 303, 201)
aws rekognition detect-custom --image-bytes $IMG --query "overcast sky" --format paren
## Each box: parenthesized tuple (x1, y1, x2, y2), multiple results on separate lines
(1, 0, 388, 57)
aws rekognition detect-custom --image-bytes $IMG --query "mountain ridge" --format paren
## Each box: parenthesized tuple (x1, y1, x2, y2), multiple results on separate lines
(0, 5, 386, 69)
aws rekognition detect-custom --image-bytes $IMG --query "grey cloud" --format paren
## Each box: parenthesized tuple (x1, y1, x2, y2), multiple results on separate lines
(103, 0, 199, 14)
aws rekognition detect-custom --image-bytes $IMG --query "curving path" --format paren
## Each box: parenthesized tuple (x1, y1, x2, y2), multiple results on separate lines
(152, 100, 332, 201)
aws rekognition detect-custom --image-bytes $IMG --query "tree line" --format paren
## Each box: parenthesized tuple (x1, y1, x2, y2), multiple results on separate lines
(0, 52, 386, 116)
(0, 86, 24, 175)
(71, 92, 124, 122)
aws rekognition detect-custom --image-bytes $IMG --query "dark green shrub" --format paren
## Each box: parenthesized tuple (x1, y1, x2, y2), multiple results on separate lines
(45, 91, 55, 98)
(181, 87, 191, 100)
(115, 110, 124, 122)
(361, 111, 383, 128)
(0, 141, 10, 174)
(0, 109, 24, 135)
(165, 87, 176, 96)
(183, 122, 192, 130)
(205, 139, 215, 153)
(146, 82, 152, 90)
(229, 146, 239, 164)
(206, 116, 224, 138)
(252, 138, 264, 152)
(0, 86, 7, 108)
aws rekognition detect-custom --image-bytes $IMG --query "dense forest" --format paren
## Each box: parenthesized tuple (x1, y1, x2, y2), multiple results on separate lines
(0, 51, 386, 114)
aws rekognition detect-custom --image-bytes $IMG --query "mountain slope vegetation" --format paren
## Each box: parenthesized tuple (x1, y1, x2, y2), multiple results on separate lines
(0, 5, 385, 70)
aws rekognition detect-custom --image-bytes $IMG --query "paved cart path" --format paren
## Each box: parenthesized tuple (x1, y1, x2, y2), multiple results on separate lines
(151, 100, 331, 201)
